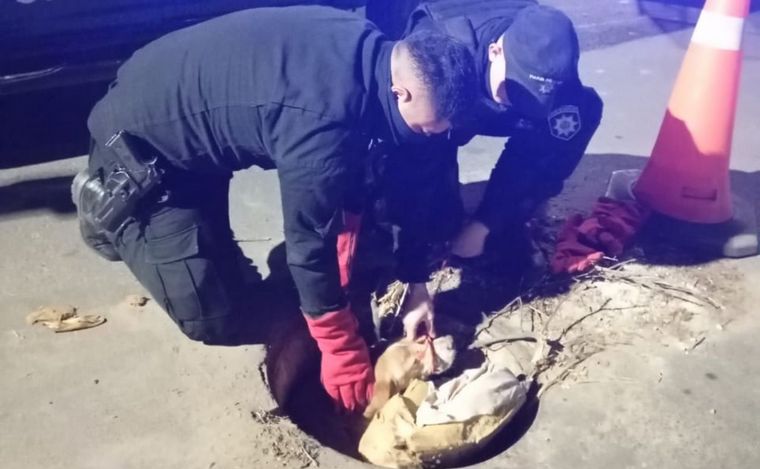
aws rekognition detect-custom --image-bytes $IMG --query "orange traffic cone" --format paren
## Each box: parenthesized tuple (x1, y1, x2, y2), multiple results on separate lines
(632, 0, 749, 223)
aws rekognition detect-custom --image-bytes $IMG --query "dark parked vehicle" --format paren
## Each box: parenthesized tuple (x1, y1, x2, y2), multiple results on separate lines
(0, 1, 368, 164)
(1, 0, 366, 96)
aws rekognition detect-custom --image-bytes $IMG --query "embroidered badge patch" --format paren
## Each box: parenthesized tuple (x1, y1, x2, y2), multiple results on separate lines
(548, 105, 582, 141)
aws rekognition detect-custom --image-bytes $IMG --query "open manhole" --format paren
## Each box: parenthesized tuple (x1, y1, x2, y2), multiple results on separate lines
(264, 311, 538, 468)
(264, 315, 368, 459)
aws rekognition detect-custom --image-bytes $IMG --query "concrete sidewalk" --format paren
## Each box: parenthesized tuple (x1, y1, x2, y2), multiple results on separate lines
(1, 10, 759, 469)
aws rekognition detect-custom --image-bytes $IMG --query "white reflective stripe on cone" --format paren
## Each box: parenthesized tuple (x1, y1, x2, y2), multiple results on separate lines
(692, 10, 745, 51)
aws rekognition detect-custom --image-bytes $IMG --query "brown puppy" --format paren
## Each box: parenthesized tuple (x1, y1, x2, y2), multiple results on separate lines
(364, 335, 455, 419)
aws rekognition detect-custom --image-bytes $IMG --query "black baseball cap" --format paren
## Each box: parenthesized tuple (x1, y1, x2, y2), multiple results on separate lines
(502, 5, 580, 118)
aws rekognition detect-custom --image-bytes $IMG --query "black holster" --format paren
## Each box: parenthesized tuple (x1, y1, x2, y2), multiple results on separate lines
(79, 131, 164, 233)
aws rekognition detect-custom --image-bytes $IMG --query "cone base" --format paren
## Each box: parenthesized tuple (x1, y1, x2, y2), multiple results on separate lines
(634, 161, 734, 224)
(606, 169, 759, 259)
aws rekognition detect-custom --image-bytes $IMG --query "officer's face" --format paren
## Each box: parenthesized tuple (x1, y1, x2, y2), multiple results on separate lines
(488, 38, 509, 105)
(393, 85, 451, 136)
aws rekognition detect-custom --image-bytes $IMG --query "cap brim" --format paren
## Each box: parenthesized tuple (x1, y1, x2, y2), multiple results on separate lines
(504, 44, 556, 118)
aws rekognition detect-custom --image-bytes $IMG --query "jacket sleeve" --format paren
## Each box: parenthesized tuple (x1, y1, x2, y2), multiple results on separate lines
(475, 86, 603, 233)
(272, 114, 363, 316)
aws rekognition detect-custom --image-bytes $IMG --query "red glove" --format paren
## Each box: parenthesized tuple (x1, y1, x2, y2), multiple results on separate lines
(336, 211, 362, 289)
(551, 198, 649, 274)
(577, 197, 649, 256)
(550, 214, 605, 274)
(303, 307, 374, 412)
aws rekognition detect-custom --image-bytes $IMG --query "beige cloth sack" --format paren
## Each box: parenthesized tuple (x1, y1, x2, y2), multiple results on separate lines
(358, 360, 529, 468)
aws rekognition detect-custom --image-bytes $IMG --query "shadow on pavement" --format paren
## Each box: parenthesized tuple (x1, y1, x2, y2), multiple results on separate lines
(0, 174, 77, 218)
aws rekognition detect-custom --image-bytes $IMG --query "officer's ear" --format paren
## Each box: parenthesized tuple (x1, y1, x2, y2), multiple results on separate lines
(392, 85, 412, 104)
(487, 41, 503, 63)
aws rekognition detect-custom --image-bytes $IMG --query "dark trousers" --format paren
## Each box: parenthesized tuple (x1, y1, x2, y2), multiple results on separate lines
(88, 144, 251, 344)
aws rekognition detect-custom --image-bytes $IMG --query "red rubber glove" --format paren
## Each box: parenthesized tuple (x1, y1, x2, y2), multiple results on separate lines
(550, 214, 605, 274)
(303, 307, 374, 412)
(336, 211, 362, 289)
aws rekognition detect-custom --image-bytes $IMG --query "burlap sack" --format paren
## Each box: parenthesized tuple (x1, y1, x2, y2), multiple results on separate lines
(358, 365, 528, 468)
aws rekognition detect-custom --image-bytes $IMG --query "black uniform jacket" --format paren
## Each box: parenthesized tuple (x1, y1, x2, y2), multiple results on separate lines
(88, 6, 407, 315)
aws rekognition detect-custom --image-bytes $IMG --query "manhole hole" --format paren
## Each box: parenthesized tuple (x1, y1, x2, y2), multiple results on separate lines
(264, 312, 538, 468)
(265, 315, 368, 460)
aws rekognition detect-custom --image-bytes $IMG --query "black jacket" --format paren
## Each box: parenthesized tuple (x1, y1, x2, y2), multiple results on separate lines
(88, 6, 407, 315)
(406, 0, 604, 233)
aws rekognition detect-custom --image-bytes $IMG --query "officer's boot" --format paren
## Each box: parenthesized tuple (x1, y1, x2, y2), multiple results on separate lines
(71, 169, 121, 261)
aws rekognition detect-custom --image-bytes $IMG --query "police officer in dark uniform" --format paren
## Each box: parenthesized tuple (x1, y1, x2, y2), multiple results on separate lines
(71, 6, 476, 412)
(371, 1, 604, 323)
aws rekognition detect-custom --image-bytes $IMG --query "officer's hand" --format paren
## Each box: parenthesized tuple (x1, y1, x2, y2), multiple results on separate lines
(451, 221, 490, 258)
(403, 283, 436, 339)
(303, 308, 374, 412)
(325, 372, 374, 414)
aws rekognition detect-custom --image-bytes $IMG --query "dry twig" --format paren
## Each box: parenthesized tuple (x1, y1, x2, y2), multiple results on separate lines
(555, 298, 611, 342)
(537, 346, 605, 398)
(473, 296, 524, 341)
(393, 283, 409, 319)
(689, 336, 706, 351)
(596, 266, 722, 309)
(236, 237, 272, 242)
(300, 444, 319, 467)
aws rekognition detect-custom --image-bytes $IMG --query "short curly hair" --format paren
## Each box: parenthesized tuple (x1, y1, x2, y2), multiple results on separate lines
(402, 30, 477, 125)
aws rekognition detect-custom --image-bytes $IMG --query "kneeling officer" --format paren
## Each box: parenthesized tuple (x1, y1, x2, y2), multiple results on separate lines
(72, 6, 476, 412)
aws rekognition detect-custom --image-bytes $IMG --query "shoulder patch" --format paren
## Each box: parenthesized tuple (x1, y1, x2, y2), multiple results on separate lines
(548, 105, 582, 141)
